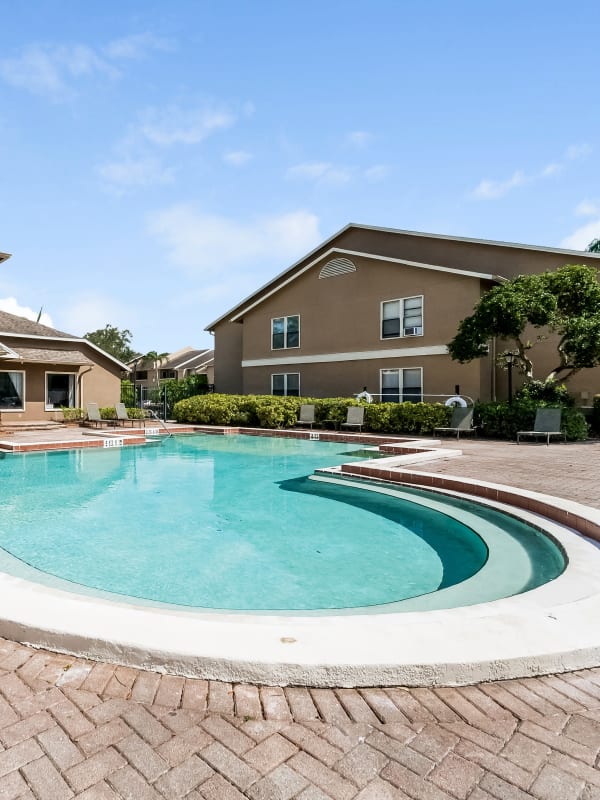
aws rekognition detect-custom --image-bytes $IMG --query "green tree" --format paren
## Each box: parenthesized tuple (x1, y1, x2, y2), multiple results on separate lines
(448, 264, 600, 383)
(84, 325, 139, 363)
(587, 238, 600, 253)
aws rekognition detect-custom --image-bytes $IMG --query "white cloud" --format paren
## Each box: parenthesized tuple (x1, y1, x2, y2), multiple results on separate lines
(223, 150, 253, 166)
(566, 143, 592, 160)
(147, 206, 322, 275)
(472, 170, 527, 199)
(347, 130, 372, 147)
(364, 164, 390, 182)
(286, 161, 352, 185)
(472, 143, 593, 201)
(0, 297, 53, 327)
(140, 105, 234, 146)
(0, 43, 116, 100)
(575, 200, 600, 217)
(560, 220, 600, 251)
(97, 157, 175, 191)
(104, 32, 174, 60)
(59, 293, 137, 336)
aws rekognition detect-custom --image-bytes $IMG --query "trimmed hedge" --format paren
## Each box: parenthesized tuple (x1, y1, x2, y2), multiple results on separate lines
(172, 394, 452, 435)
(172, 392, 589, 440)
(98, 406, 145, 420)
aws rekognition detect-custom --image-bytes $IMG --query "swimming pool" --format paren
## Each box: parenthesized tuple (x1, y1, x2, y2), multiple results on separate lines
(0, 434, 563, 612)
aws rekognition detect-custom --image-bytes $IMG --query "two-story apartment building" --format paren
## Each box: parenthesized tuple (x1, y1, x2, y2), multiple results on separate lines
(206, 224, 600, 404)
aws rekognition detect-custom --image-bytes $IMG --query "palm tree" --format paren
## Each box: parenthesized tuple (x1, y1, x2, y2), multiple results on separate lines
(144, 350, 169, 391)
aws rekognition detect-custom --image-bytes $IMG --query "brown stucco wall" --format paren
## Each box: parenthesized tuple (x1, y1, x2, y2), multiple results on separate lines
(0, 337, 122, 421)
(210, 226, 600, 401)
(213, 323, 243, 393)
(241, 256, 482, 360)
(333, 227, 598, 279)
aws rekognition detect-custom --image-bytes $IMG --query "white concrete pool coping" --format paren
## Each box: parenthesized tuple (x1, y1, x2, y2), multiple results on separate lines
(2, 459, 600, 687)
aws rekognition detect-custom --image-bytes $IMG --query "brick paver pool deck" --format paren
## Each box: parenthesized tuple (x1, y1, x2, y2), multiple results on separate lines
(0, 432, 598, 798)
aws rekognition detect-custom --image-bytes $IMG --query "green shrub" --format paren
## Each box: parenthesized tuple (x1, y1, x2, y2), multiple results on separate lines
(591, 396, 600, 436)
(99, 406, 117, 420)
(162, 375, 209, 415)
(561, 406, 589, 441)
(124, 406, 146, 419)
(61, 407, 85, 422)
(173, 394, 240, 425)
(515, 380, 574, 406)
(475, 398, 587, 441)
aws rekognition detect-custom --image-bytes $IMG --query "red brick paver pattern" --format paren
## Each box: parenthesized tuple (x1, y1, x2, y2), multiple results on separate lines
(0, 437, 599, 797)
(0, 642, 598, 798)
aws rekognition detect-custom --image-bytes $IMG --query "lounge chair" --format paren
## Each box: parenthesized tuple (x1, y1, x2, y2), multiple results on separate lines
(341, 406, 365, 432)
(115, 402, 144, 427)
(434, 407, 476, 439)
(517, 408, 565, 445)
(296, 404, 315, 429)
(85, 403, 115, 427)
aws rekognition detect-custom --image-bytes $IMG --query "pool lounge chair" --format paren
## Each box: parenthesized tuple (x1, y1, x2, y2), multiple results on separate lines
(115, 402, 144, 427)
(517, 408, 566, 445)
(434, 407, 477, 439)
(341, 406, 365, 432)
(85, 403, 115, 427)
(296, 404, 315, 429)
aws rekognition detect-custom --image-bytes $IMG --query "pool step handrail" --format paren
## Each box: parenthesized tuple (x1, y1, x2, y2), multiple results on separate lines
(146, 409, 173, 438)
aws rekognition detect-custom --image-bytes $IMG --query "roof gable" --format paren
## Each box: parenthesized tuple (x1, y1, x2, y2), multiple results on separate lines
(205, 223, 600, 331)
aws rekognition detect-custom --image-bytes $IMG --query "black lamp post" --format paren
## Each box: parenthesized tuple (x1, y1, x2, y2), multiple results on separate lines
(504, 351, 517, 404)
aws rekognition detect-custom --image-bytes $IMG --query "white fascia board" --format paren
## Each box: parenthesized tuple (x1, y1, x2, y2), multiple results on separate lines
(172, 349, 211, 369)
(0, 332, 130, 371)
(0, 341, 21, 359)
(230, 249, 495, 323)
(204, 224, 354, 331)
(242, 344, 449, 368)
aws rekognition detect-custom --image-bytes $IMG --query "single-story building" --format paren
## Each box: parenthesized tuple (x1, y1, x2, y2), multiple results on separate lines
(0, 256, 128, 421)
(206, 224, 600, 404)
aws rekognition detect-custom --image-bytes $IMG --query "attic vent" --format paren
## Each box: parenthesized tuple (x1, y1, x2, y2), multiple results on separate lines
(319, 257, 357, 279)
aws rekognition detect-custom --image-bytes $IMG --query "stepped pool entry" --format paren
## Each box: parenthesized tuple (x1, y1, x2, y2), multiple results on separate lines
(0, 432, 599, 686)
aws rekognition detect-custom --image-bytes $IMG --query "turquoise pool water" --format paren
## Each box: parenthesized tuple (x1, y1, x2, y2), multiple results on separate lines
(0, 435, 563, 611)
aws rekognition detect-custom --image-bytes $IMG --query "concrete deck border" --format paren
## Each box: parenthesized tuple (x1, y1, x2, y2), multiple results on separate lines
(1, 427, 600, 687)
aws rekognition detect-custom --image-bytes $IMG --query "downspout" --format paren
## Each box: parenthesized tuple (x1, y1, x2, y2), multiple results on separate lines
(78, 366, 93, 409)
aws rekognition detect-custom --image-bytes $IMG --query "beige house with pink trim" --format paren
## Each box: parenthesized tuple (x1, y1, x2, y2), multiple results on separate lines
(206, 224, 600, 404)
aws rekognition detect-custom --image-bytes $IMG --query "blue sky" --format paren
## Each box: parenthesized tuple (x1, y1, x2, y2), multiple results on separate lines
(1, 0, 599, 354)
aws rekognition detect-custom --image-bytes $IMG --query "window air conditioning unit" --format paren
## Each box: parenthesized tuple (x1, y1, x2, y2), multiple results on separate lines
(403, 327, 421, 336)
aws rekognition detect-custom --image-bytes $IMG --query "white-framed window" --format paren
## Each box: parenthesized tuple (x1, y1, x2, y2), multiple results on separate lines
(271, 373, 300, 396)
(381, 296, 423, 339)
(380, 368, 423, 403)
(46, 372, 76, 410)
(272, 315, 300, 350)
(0, 370, 25, 411)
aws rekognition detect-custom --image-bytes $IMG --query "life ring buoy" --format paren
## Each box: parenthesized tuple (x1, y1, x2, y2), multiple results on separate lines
(445, 395, 467, 407)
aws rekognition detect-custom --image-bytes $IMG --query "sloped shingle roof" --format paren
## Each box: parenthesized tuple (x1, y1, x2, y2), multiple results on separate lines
(1, 347, 94, 365)
(0, 310, 75, 339)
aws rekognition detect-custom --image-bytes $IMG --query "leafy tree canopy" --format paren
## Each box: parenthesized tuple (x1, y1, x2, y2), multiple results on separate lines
(84, 324, 139, 363)
(587, 238, 600, 253)
(448, 264, 600, 382)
